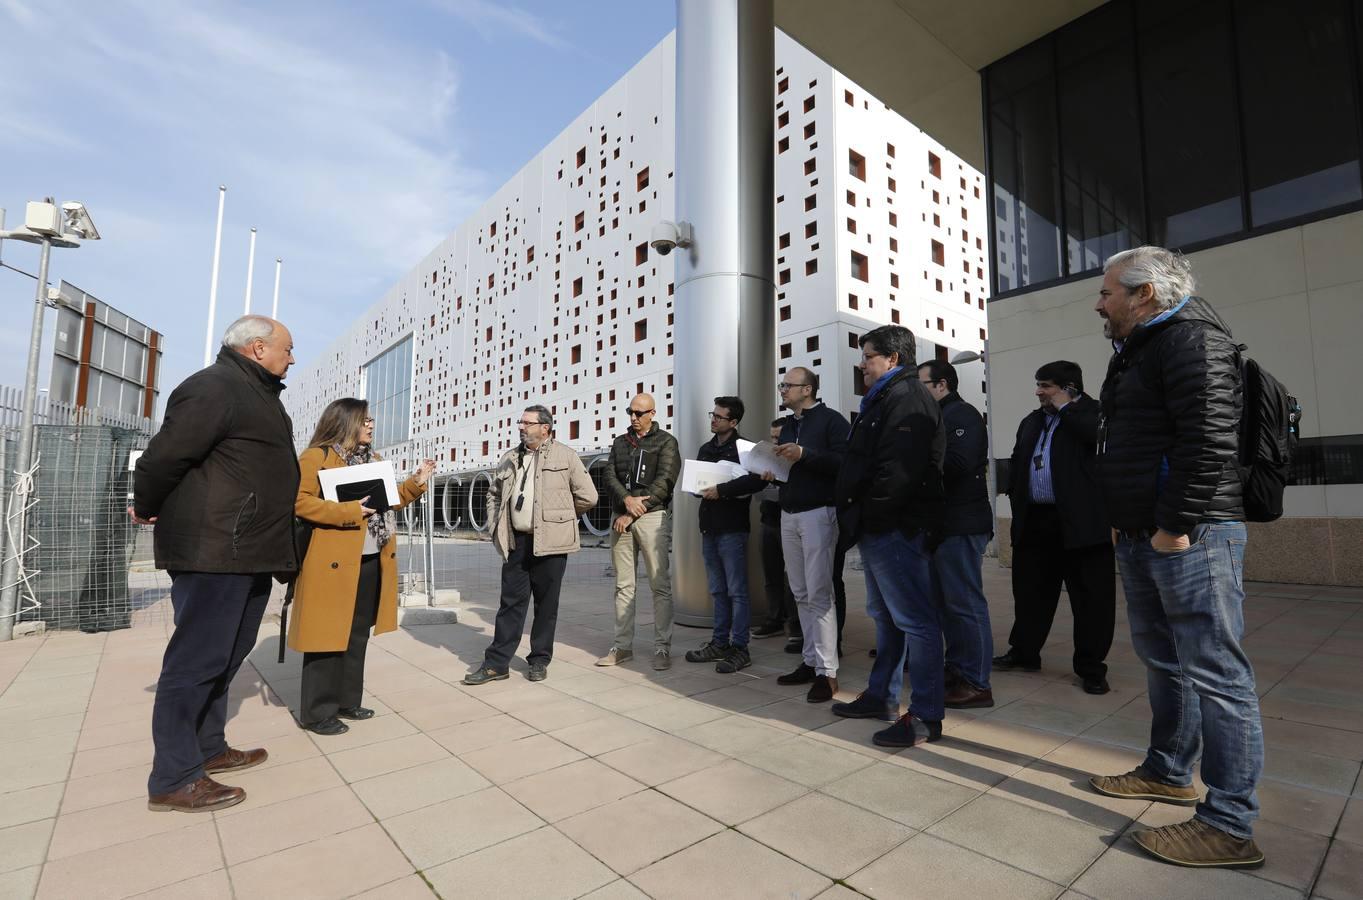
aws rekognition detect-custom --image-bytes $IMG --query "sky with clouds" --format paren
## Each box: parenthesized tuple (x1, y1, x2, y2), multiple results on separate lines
(0, 0, 674, 407)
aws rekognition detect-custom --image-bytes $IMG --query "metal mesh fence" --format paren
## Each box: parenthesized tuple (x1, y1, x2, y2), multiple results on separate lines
(22, 425, 153, 632)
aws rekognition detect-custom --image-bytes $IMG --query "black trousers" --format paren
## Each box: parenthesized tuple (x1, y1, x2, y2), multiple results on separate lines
(300, 554, 380, 726)
(484, 532, 567, 671)
(149, 571, 272, 795)
(759, 520, 797, 627)
(1008, 504, 1115, 680)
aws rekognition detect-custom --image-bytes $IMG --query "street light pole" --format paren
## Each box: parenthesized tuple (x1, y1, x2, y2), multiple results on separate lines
(0, 236, 53, 641)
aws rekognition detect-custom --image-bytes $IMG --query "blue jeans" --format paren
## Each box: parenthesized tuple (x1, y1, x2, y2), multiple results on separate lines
(934, 533, 992, 691)
(702, 531, 750, 647)
(1117, 522, 1262, 839)
(860, 529, 943, 722)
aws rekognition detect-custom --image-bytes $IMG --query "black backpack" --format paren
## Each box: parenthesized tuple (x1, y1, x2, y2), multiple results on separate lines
(1237, 351, 1302, 523)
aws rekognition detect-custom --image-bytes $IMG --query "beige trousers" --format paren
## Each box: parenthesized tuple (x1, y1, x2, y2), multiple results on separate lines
(611, 509, 673, 650)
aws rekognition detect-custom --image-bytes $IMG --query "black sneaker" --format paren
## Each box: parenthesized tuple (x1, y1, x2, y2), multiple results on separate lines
(776, 662, 816, 685)
(751, 621, 785, 639)
(715, 646, 751, 674)
(684, 641, 730, 663)
(463, 666, 510, 686)
(872, 713, 942, 748)
(783, 636, 803, 654)
(831, 691, 896, 721)
(527, 664, 548, 682)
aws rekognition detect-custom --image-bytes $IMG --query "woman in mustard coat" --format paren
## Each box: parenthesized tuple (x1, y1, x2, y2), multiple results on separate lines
(289, 398, 434, 735)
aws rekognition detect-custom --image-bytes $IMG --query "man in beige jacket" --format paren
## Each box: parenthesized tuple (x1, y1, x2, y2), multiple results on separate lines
(465, 405, 598, 685)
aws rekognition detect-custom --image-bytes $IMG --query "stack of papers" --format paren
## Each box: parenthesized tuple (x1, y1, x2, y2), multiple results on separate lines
(678, 439, 794, 496)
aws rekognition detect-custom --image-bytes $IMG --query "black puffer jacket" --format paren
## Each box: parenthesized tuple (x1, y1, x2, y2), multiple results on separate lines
(939, 393, 992, 536)
(1097, 296, 1244, 535)
(834, 369, 944, 543)
(134, 348, 301, 575)
(603, 423, 681, 515)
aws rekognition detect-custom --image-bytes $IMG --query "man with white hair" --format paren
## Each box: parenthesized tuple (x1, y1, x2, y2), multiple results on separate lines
(131, 315, 300, 813)
(1088, 247, 1264, 869)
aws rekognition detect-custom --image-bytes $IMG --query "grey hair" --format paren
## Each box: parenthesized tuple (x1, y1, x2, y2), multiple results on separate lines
(1103, 246, 1196, 311)
(221, 315, 277, 349)
(524, 404, 553, 429)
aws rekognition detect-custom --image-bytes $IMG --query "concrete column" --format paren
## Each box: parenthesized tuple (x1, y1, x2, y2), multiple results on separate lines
(671, 0, 775, 626)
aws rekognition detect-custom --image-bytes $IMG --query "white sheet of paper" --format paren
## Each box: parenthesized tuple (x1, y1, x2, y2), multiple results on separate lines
(680, 458, 748, 495)
(317, 460, 400, 507)
(739, 439, 793, 482)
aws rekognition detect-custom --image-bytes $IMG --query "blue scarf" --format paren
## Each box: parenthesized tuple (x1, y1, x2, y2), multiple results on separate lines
(859, 366, 903, 414)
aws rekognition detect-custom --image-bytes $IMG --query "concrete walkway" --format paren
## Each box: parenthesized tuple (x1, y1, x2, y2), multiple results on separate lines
(1, 562, 1360, 899)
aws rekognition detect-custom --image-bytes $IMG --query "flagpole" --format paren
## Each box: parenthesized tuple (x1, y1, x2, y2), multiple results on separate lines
(243, 227, 257, 314)
(271, 257, 282, 319)
(202, 186, 226, 367)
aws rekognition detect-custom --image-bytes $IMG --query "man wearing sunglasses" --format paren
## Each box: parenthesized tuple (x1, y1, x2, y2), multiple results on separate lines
(598, 394, 681, 670)
(466, 406, 597, 685)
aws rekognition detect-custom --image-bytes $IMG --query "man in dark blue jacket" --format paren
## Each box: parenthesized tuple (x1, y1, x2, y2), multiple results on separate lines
(994, 360, 1114, 696)
(772, 367, 848, 702)
(831, 326, 945, 748)
(683, 396, 766, 674)
(917, 360, 995, 709)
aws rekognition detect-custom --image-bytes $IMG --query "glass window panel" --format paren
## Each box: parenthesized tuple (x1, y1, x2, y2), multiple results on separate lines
(1237, 0, 1362, 226)
(1057, 0, 1145, 275)
(1139, 0, 1245, 246)
(988, 39, 1064, 290)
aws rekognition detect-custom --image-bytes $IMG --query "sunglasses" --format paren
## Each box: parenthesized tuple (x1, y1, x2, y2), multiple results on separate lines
(626, 408, 654, 417)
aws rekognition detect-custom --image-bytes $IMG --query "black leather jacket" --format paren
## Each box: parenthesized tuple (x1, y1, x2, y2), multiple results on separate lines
(1097, 296, 1244, 535)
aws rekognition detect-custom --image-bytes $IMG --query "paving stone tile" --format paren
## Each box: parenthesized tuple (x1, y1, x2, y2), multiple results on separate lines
(227, 823, 412, 899)
(351, 755, 490, 819)
(1072, 840, 1302, 900)
(630, 829, 830, 900)
(0, 783, 63, 829)
(556, 788, 723, 876)
(423, 825, 615, 900)
(927, 793, 1112, 884)
(847, 832, 1062, 900)
(595, 735, 726, 787)
(36, 822, 221, 900)
(216, 785, 372, 864)
(460, 733, 584, 784)
(822, 761, 981, 830)
(739, 791, 913, 878)
(658, 758, 808, 826)
(381, 786, 542, 869)
(427, 714, 537, 756)
(1314, 838, 1363, 900)
(502, 757, 644, 822)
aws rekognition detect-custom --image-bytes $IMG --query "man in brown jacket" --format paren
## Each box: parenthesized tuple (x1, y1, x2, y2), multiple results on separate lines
(465, 405, 598, 684)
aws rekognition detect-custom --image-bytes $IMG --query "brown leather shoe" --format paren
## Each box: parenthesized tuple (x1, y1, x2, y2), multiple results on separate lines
(1090, 766, 1199, 805)
(148, 775, 245, 813)
(944, 683, 995, 709)
(203, 746, 268, 775)
(1130, 818, 1265, 869)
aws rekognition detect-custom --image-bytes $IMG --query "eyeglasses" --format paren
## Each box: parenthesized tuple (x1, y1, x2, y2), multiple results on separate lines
(777, 382, 809, 391)
(626, 408, 654, 417)
(363, 418, 375, 426)
(860, 352, 885, 363)
(709, 413, 734, 421)
(517, 419, 546, 427)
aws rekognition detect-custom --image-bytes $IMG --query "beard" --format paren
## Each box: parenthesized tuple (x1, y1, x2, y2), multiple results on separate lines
(1101, 317, 1117, 340)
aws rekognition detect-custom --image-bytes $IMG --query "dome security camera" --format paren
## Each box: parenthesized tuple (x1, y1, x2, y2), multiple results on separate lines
(649, 220, 692, 256)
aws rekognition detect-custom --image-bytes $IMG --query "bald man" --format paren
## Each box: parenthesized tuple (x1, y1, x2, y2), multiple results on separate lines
(132, 315, 300, 813)
(597, 394, 681, 670)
